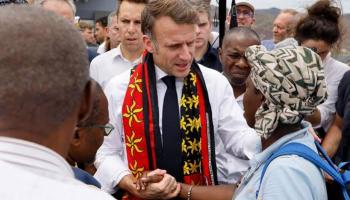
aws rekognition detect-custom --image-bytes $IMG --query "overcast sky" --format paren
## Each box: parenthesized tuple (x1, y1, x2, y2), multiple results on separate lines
(211, 0, 350, 14)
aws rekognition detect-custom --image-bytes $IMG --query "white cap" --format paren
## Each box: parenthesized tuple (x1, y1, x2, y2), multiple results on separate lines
(236, 0, 255, 12)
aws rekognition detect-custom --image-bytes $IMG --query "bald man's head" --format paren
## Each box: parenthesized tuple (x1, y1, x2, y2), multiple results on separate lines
(222, 27, 260, 49)
(220, 27, 260, 89)
(0, 5, 89, 135)
(36, 0, 76, 23)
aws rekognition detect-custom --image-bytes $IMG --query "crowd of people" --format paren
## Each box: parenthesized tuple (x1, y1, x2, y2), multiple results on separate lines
(0, 0, 349, 199)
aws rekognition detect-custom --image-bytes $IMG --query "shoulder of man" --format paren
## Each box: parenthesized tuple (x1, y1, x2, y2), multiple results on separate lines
(198, 63, 230, 86)
(90, 48, 120, 66)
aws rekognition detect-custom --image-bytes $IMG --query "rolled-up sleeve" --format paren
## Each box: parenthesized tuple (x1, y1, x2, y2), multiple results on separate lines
(217, 82, 261, 159)
(94, 76, 131, 194)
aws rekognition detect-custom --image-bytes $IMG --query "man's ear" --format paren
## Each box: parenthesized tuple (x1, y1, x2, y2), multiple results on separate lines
(77, 79, 96, 124)
(143, 35, 154, 53)
(71, 128, 83, 146)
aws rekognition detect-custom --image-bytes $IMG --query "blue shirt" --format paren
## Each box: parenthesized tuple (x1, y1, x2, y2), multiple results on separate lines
(73, 167, 101, 188)
(261, 39, 275, 51)
(335, 70, 350, 162)
(233, 122, 327, 200)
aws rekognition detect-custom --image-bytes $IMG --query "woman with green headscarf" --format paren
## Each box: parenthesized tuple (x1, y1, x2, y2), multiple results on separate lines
(233, 45, 328, 200)
(139, 45, 329, 200)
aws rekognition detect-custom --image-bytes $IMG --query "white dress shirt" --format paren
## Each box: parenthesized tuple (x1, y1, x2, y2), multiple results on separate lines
(317, 54, 349, 131)
(97, 41, 106, 54)
(95, 64, 261, 193)
(0, 137, 115, 200)
(90, 45, 141, 88)
(235, 93, 244, 110)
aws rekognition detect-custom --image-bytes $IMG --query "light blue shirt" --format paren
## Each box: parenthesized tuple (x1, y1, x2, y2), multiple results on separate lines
(233, 121, 327, 200)
(261, 39, 275, 51)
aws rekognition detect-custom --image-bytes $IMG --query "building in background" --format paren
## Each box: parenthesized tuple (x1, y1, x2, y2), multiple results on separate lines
(74, 0, 117, 20)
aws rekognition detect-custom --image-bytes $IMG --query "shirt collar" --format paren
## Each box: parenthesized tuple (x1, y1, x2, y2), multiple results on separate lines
(236, 93, 244, 102)
(250, 121, 312, 167)
(0, 137, 74, 178)
(154, 65, 185, 83)
(117, 45, 142, 64)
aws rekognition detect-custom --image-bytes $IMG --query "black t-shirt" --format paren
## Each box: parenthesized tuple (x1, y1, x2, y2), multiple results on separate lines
(335, 70, 350, 162)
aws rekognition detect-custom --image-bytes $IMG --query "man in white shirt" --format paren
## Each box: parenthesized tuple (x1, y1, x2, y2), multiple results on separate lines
(95, 16, 109, 54)
(219, 27, 260, 110)
(0, 5, 114, 200)
(90, 0, 146, 88)
(95, 0, 261, 199)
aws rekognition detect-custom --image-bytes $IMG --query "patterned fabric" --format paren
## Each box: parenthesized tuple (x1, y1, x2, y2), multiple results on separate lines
(245, 45, 327, 138)
(121, 51, 217, 199)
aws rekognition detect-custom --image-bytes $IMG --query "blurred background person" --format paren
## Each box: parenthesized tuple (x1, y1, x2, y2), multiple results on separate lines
(212, 0, 255, 49)
(95, 16, 109, 54)
(104, 11, 121, 52)
(90, 0, 145, 88)
(79, 21, 98, 47)
(262, 9, 300, 51)
(35, 0, 76, 24)
(189, 0, 222, 72)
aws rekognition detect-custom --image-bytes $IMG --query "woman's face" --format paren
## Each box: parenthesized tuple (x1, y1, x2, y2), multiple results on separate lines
(243, 78, 264, 128)
(301, 39, 331, 61)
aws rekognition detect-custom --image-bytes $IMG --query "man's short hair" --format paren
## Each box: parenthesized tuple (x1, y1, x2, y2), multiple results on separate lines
(95, 16, 108, 28)
(141, 0, 199, 37)
(116, 0, 148, 17)
(223, 27, 261, 45)
(78, 83, 104, 127)
(0, 5, 89, 134)
(107, 11, 116, 27)
(187, 0, 211, 19)
(35, 0, 76, 15)
(279, 9, 300, 37)
(79, 21, 93, 31)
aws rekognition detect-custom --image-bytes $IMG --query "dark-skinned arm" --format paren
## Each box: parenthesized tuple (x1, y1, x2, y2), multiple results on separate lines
(178, 183, 236, 200)
(322, 114, 343, 158)
(305, 108, 321, 127)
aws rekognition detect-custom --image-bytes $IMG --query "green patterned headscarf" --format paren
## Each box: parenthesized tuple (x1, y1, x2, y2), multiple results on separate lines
(245, 45, 327, 139)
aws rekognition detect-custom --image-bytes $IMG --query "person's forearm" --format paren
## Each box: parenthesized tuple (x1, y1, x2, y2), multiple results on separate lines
(178, 183, 236, 200)
(305, 109, 321, 127)
(322, 114, 343, 157)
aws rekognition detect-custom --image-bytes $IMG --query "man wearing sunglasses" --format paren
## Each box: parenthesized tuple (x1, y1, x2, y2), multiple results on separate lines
(67, 83, 114, 188)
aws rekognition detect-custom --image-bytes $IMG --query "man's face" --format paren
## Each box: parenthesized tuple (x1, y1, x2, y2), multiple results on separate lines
(144, 16, 196, 78)
(243, 78, 263, 128)
(195, 11, 212, 49)
(117, 1, 145, 53)
(236, 5, 255, 27)
(219, 35, 259, 87)
(94, 22, 107, 44)
(42, 1, 74, 23)
(70, 93, 109, 164)
(81, 28, 96, 44)
(108, 15, 121, 49)
(272, 13, 292, 43)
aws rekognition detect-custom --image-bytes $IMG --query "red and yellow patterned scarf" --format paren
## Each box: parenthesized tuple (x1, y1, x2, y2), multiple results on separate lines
(121, 51, 217, 199)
